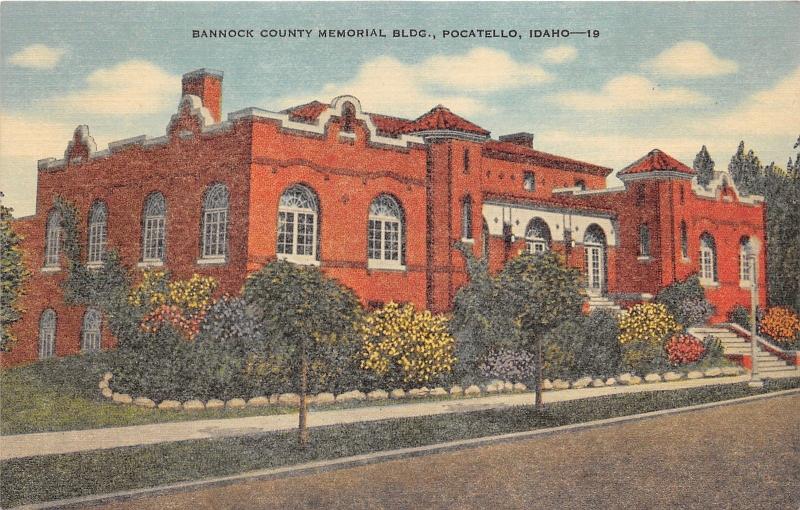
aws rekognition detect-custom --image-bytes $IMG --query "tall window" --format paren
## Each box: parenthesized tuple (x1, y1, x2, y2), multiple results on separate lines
(636, 186, 646, 206)
(39, 309, 56, 359)
(44, 210, 62, 267)
(525, 218, 551, 254)
(523, 172, 535, 192)
(368, 194, 403, 267)
(341, 102, 355, 133)
(81, 308, 102, 352)
(142, 193, 166, 262)
(680, 221, 688, 259)
(201, 184, 229, 259)
(87, 202, 108, 264)
(699, 233, 717, 283)
(639, 224, 651, 257)
(461, 196, 473, 239)
(482, 219, 490, 259)
(740, 237, 755, 284)
(463, 148, 470, 174)
(277, 185, 318, 262)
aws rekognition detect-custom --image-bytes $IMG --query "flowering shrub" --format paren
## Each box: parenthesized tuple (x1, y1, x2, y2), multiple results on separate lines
(677, 298, 716, 328)
(665, 334, 706, 365)
(360, 302, 456, 386)
(759, 307, 800, 344)
(618, 303, 681, 372)
(654, 275, 714, 328)
(618, 303, 681, 346)
(478, 349, 535, 382)
(129, 271, 218, 341)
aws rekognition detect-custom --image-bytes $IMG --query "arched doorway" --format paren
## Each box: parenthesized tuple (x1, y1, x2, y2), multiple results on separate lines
(584, 225, 607, 295)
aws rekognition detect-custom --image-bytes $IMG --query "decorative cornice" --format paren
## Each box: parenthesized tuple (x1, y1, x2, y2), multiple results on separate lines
(251, 156, 425, 187)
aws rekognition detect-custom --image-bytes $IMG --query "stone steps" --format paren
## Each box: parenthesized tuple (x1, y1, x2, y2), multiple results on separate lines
(688, 325, 796, 378)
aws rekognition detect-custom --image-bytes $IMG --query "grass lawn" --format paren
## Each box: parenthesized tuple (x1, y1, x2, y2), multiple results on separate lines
(0, 354, 294, 435)
(2, 378, 798, 508)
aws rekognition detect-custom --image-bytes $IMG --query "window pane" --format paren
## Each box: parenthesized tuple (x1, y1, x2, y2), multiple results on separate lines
(384, 221, 399, 260)
(296, 212, 315, 256)
(277, 211, 294, 254)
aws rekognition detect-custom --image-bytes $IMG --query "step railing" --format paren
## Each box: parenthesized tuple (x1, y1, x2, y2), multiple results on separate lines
(723, 323, 800, 367)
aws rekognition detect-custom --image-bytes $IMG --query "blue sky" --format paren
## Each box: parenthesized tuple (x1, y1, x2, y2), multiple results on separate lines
(2, 2, 798, 215)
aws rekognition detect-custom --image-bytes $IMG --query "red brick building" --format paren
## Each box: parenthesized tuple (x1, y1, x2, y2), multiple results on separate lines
(2, 68, 768, 366)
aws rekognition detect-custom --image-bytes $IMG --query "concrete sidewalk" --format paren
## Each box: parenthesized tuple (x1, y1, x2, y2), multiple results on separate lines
(0, 375, 751, 460)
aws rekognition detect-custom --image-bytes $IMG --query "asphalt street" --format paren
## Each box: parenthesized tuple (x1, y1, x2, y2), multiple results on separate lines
(97, 394, 800, 510)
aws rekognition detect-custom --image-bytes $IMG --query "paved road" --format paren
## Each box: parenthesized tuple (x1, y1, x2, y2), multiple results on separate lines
(1, 375, 755, 460)
(98, 393, 800, 510)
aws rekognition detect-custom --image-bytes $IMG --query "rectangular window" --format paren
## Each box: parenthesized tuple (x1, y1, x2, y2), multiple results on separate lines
(45, 228, 61, 266)
(523, 172, 535, 192)
(296, 212, 315, 256)
(277, 211, 294, 254)
(368, 219, 383, 259)
(384, 221, 399, 260)
(88, 222, 107, 263)
(143, 217, 165, 261)
(463, 148, 470, 174)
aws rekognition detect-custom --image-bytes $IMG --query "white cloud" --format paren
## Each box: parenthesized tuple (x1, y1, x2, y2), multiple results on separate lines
(51, 60, 180, 116)
(542, 45, 577, 65)
(702, 66, 800, 137)
(642, 41, 738, 78)
(275, 48, 552, 117)
(553, 74, 709, 111)
(419, 47, 551, 92)
(8, 44, 66, 70)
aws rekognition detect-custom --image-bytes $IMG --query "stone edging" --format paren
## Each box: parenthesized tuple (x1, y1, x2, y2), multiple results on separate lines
(98, 365, 747, 412)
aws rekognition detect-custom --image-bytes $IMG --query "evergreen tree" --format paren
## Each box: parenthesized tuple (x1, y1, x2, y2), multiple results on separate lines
(0, 201, 30, 352)
(729, 141, 765, 195)
(693, 145, 715, 186)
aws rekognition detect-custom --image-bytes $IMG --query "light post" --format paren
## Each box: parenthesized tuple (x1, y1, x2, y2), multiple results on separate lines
(747, 245, 763, 388)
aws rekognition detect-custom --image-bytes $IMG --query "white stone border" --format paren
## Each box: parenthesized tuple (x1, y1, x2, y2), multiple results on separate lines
(99, 366, 746, 412)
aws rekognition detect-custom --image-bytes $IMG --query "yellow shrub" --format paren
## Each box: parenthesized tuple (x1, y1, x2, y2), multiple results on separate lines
(127, 270, 168, 309)
(167, 274, 218, 313)
(760, 307, 800, 343)
(360, 302, 456, 386)
(618, 303, 681, 347)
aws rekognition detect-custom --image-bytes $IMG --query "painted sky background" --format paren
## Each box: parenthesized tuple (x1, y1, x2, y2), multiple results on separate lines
(1, 2, 798, 216)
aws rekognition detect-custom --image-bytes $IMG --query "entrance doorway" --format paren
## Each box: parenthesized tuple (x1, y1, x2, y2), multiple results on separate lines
(584, 225, 607, 296)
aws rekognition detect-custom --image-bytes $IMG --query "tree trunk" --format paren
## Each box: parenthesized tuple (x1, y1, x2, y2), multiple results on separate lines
(535, 335, 543, 410)
(298, 343, 309, 447)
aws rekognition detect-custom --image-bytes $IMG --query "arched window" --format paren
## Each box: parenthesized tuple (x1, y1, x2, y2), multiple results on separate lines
(463, 148, 470, 174)
(679, 186, 685, 204)
(87, 202, 108, 264)
(201, 184, 229, 259)
(525, 218, 551, 254)
(461, 196, 473, 239)
(523, 171, 535, 192)
(341, 102, 355, 133)
(575, 180, 586, 191)
(81, 308, 102, 352)
(368, 194, 404, 268)
(278, 185, 319, 262)
(680, 221, 688, 259)
(739, 237, 755, 284)
(39, 309, 56, 359)
(482, 219, 490, 259)
(44, 210, 62, 267)
(639, 224, 650, 257)
(142, 193, 166, 262)
(699, 233, 717, 283)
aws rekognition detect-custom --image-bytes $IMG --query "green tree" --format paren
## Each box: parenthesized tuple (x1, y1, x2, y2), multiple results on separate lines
(729, 141, 764, 195)
(1, 201, 30, 351)
(242, 260, 362, 446)
(693, 145, 715, 186)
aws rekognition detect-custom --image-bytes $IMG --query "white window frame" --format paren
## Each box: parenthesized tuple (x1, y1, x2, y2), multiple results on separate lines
(87, 202, 108, 265)
(81, 308, 102, 352)
(142, 193, 166, 263)
(277, 185, 319, 265)
(461, 196, 473, 240)
(368, 195, 404, 270)
(638, 224, 651, 259)
(699, 235, 717, 285)
(739, 239, 755, 287)
(680, 221, 689, 260)
(525, 218, 550, 255)
(523, 172, 535, 192)
(201, 184, 229, 261)
(44, 211, 62, 268)
(39, 309, 56, 359)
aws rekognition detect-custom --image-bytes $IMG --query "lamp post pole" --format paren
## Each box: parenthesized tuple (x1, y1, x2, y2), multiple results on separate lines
(748, 250, 763, 388)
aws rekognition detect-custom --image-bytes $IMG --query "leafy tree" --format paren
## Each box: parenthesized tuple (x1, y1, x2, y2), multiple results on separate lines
(542, 310, 622, 379)
(0, 202, 30, 352)
(242, 260, 362, 446)
(693, 145, 715, 186)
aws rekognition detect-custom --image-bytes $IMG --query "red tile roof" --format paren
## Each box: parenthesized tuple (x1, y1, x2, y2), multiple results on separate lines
(282, 101, 329, 122)
(402, 105, 490, 136)
(483, 141, 613, 177)
(368, 113, 413, 137)
(618, 149, 694, 176)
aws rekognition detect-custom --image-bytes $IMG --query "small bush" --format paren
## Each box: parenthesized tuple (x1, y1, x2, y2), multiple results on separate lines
(665, 334, 706, 365)
(655, 275, 715, 327)
(702, 335, 725, 363)
(759, 307, 800, 344)
(542, 310, 622, 378)
(728, 305, 751, 330)
(360, 302, 456, 387)
(478, 349, 536, 383)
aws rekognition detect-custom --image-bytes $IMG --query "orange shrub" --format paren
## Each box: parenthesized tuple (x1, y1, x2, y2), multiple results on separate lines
(759, 307, 800, 343)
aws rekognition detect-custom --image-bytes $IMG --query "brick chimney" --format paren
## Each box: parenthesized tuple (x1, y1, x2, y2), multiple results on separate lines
(499, 132, 534, 149)
(181, 69, 224, 123)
